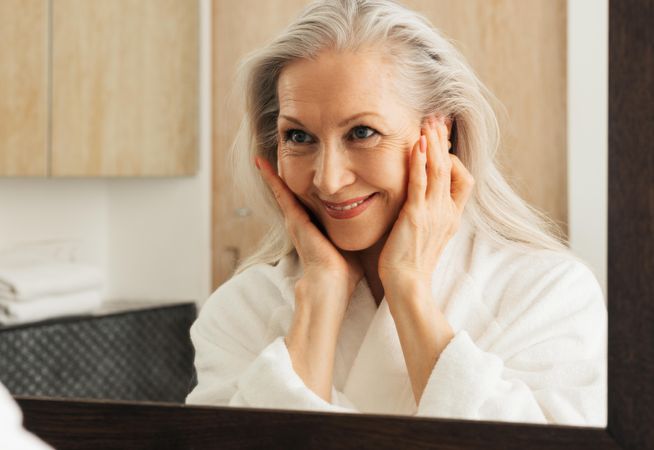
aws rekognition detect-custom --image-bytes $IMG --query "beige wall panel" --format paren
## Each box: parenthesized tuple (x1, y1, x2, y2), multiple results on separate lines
(212, 0, 311, 287)
(404, 0, 568, 235)
(0, 0, 48, 176)
(212, 0, 567, 287)
(51, 0, 199, 176)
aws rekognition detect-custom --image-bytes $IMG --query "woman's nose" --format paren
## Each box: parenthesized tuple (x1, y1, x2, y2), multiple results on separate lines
(312, 145, 355, 196)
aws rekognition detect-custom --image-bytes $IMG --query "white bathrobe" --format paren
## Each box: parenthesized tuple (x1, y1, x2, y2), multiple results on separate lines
(186, 219, 607, 427)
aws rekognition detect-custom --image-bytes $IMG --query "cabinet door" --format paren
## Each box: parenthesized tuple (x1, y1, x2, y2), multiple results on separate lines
(0, 0, 48, 176)
(51, 0, 199, 176)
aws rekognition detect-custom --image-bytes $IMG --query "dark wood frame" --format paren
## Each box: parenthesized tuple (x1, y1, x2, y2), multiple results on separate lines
(14, 0, 653, 448)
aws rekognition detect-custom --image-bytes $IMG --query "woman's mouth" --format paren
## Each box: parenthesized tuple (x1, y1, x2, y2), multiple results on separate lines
(322, 193, 377, 219)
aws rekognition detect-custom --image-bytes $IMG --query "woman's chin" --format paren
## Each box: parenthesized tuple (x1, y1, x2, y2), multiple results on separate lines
(328, 232, 380, 252)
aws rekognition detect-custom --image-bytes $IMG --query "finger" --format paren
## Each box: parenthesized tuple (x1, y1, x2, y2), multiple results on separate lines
(435, 115, 453, 174)
(425, 115, 452, 200)
(449, 154, 475, 214)
(256, 157, 309, 225)
(407, 136, 427, 206)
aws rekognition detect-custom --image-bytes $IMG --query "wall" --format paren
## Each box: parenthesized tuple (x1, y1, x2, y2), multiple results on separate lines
(0, 0, 211, 305)
(0, 179, 108, 278)
(568, 0, 608, 299)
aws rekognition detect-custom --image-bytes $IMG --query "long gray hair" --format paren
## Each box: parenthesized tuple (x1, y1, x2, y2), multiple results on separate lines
(229, 0, 571, 275)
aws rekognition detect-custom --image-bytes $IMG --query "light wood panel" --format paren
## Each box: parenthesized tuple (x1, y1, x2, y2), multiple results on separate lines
(404, 0, 568, 236)
(0, 0, 48, 176)
(212, 0, 311, 287)
(51, 0, 199, 176)
(212, 0, 567, 288)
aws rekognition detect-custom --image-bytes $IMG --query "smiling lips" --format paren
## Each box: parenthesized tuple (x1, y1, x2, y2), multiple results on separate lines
(321, 193, 377, 219)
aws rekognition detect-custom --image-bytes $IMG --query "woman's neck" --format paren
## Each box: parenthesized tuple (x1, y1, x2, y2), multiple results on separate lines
(355, 233, 389, 307)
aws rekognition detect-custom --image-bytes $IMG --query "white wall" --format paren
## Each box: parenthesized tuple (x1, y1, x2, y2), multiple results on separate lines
(567, 0, 608, 300)
(0, 179, 109, 284)
(0, 0, 212, 305)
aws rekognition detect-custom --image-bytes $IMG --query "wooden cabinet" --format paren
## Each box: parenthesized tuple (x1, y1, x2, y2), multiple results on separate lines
(51, 0, 198, 176)
(0, 0, 198, 177)
(0, 0, 48, 176)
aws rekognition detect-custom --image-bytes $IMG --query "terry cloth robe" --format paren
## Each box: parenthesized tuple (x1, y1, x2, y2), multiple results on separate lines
(186, 218, 607, 427)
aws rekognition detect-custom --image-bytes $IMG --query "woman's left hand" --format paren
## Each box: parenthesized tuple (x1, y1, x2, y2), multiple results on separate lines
(378, 114, 475, 301)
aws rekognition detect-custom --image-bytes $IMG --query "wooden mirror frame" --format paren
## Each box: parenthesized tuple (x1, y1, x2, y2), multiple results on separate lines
(15, 1, 652, 448)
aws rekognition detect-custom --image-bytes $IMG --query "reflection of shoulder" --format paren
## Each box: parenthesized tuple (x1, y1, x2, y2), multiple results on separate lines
(197, 252, 301, 328)
(465, 230, 604, 314)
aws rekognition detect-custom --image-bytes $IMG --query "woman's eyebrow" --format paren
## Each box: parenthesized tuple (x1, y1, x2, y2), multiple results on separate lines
(337, 112, 382, 127)
(278, 115, 306, 128)
(278, 112, 383, 128)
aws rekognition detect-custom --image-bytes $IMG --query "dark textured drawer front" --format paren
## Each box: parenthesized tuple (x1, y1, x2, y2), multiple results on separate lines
(0, 303, 197, 403)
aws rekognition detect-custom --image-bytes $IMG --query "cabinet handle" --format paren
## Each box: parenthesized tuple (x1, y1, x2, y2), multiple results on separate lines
(234, 207, 252, 218)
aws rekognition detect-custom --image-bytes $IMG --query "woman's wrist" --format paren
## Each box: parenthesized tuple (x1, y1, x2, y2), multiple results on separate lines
(295, 275, 353, 319)
(291, 283, 344, 341)
(285, 279, 348, 403)
(381, 272, 430, 302)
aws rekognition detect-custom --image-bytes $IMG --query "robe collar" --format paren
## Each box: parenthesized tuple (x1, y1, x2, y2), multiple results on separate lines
(275, 216, 476, 414)
(338, 216, 475, 414)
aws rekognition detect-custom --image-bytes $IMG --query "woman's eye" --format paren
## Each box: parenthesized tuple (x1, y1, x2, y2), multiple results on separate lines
(284, 129, 313, 144)
(350, 126, 376, 140)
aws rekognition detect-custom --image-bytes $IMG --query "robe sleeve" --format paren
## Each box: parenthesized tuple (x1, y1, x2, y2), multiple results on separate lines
(0, 382, 53, 450)
(415, 257, 607, 427)
(185, 265, 359, 413)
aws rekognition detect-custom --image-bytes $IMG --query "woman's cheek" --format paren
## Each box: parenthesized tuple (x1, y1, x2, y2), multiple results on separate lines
(278, 158, 309, 194)
(369, 140, 412, 201)
(362, 138, 410, 173)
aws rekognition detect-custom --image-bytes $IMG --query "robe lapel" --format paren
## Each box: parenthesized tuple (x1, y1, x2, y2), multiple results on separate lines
(336, 216, 476, 415)
(339, 283, 417, 415)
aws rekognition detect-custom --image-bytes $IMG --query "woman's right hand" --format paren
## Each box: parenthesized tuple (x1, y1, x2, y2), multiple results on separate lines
(256, 155, 363, 402)
(255, 156, 364, 314)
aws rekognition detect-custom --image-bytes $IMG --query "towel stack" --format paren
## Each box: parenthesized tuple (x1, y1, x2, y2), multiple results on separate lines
(0, 260, 104, 326)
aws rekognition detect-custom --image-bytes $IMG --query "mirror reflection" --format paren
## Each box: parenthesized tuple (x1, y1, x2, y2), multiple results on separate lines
(0, 0, 607, 430)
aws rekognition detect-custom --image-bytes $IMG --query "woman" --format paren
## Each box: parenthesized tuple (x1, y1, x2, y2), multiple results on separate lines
(186, 0, 606, 426)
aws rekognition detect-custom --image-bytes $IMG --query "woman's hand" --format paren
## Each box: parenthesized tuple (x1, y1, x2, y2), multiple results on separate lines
(255, 157, 364, 312)
(377, 115, 472, 404)
(256, 156, 364, 402)
(378, 114, 475, 301)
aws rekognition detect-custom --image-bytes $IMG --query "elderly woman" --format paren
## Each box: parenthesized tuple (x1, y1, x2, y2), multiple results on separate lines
(186, 0, 606, 427)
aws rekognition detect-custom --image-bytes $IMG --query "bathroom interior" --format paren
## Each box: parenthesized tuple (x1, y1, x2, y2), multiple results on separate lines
(0, 0, 621, 448)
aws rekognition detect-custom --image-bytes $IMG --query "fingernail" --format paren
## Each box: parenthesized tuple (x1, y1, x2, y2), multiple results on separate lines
(420, 135, 427, 153)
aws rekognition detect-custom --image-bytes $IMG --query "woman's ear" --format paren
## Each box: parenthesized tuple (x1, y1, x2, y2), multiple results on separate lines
(422, 113, 453, 140)
(445, 117, 453, 140)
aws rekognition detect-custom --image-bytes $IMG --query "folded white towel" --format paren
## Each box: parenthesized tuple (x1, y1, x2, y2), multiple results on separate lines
(0, 261, 104, 301)
(0, 289, 103, 325)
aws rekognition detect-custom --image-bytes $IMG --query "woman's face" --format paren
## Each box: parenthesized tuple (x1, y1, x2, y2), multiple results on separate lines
(276, 49, 422, 251)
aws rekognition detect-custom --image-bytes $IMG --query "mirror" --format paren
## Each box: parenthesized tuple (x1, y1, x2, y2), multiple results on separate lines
(0, 0, 608, 432)
(207, 0, 607, 427)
